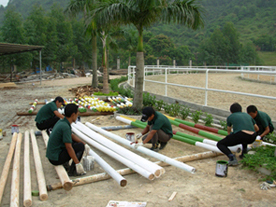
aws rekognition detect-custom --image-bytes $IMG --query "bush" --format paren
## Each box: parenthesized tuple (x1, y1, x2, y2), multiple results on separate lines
(204, 112, 213, 126)
(155, 99, 164, 111)
(168, 103, 181, 117)
(179, 106, 190, 120)
(191, 110, 203, 123)
(263, 133, 276, 145)
(143, 92, 156, 107)
(241, 146, 276, 180)
(219, 120, 227, 131)
(116, 107, 142, 115)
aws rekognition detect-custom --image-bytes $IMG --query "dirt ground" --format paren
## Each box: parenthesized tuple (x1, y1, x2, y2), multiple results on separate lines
(0, 75, 276, 207)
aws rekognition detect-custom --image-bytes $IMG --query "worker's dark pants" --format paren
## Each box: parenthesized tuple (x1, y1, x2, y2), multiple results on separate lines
(36, 116, 60, 131)
(48, 142, 84, 172)
(217, 131, 257, 158)
(142, 125, 171, 147)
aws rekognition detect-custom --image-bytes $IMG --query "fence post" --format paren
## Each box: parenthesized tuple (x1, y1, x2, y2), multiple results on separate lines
(128, 66, 130, 84)
(204, 69, 209, 106)
(165, 68, 167, 96)
(143, 67, 146, 91)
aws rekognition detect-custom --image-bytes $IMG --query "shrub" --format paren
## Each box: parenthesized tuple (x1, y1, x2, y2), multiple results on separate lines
(143, 92, 156, 107)
(263, 133, 276, 145)
(191, 110, 203, 123)
(168, 103, 181, 117)
(219, 120, 227, 131)
(155, 99, 164, 111)
(179, 106, 190, 120)
(116, 107, 142, 115)
(204, 112, 213, 126)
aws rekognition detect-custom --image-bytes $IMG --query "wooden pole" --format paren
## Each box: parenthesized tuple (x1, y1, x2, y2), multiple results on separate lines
(47, 151, 221, 191)
(10, 133, 23, 207)
(41, 131, 73, 191)
(30, 130, 48, 201)
(0, 132, 18, 205)
(23, 131, 32, 207)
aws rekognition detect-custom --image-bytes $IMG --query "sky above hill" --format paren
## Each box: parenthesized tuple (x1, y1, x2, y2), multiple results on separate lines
(0, 0, 8, 7)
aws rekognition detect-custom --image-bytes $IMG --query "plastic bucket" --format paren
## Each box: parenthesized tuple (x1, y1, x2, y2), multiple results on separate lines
(215, 160, 228, 177)
(126, 132, 135, 142)
(11, 125, 19, 135)
(252, 140, 262, 148)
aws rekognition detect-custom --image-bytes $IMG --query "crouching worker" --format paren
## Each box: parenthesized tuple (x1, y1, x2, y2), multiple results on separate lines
(135, 107, 173, 152)
(46, 103, 90, 176)
(35, 96, 65, 135)
(217, 103, 259, 166)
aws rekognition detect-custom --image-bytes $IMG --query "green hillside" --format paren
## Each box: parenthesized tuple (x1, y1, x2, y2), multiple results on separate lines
(257, 51, 276, 66)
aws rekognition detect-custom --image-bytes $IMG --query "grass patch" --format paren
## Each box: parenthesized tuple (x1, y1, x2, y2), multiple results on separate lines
(257, 51, 276, 66)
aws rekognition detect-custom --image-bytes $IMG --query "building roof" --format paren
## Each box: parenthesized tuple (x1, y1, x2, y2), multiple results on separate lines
(0, 42, 44, 56)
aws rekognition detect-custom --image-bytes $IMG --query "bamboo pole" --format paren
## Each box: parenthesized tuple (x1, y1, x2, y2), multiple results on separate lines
(23, 131, 32, 207)
(30, 130, 48, 201)
(41, 131, 73, 191)
(47, 151, 221, 191)
(0, 132, 18, 205)
(10, 133, 23, 207)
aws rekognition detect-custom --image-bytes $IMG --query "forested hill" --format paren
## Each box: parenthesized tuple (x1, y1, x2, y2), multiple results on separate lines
(1, 0, 276, 50)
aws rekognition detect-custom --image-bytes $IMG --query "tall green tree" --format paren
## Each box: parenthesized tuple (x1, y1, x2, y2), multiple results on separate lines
(90, 0, 204, 109)
(65, 0, 98, 87)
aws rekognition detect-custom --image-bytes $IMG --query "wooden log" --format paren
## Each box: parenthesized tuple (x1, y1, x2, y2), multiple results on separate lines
(10, 133, 23, 207)
(0, 132, 18, 205)
(41, 131, 73, 191)
(29, 102, 45, 105)
(17, 111, 113, 116)
(47, 151, 221, 191)
(23, 131, 32, 207)
(168, 192, 177, 201)
(30, 130, 48, 201)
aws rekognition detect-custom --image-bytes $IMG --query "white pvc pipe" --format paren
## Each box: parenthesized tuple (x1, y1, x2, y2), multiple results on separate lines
(87, 148, 127, 187)
(85, 122, 196, 174)
(72, 126, 155, 180)
(74, 122, 163, 177)
(202, 139, 241, 153)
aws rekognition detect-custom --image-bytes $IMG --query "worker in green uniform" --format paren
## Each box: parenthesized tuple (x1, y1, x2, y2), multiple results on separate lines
(35, 96, 65, 135)
(246, 105, 274, 140)
(217, 103, 259, 166)
(46, 103, 90, 176)
(135, 106, 173, 151)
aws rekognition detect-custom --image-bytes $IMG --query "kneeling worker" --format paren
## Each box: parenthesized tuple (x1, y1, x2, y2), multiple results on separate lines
(46, 103, 89, 176)
(35, 96, 65, 135)
(136, 106, 173, 151)
(217, 103, 259, 166)
(246, 105, 274, 140)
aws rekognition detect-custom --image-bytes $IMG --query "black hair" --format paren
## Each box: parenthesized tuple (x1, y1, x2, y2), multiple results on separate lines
(230, 102, 242, 113)
(247, 105, 258, 113)
(142, 106, 155, 117)
(54, 96, 64, 104)
(65, 104, 78, 117)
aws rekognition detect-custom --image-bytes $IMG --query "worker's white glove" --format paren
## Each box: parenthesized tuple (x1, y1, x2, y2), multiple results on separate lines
(136, 133, 143, 139)
(76, 163, 86, 175)
(256, 135, 262, 140)
(134, 142, 143, 149)
(84, 144, 91, 157)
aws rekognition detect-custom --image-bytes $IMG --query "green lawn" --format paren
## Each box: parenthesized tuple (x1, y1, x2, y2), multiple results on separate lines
(257, 51, 276, 66)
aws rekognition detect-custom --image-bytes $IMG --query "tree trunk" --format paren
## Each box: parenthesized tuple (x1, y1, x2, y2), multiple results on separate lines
(72, 58, 75, 69)
(102, 41, 109, 94)
(133, 52, 144, 109)
(128, 53, 131, 66)
(91, 34, 98, 88)
(107, 48, 110, 83)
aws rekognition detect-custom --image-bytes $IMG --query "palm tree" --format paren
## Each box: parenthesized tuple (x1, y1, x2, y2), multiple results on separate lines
(65, 0, 98, 88)
(88, 0, 204, 109)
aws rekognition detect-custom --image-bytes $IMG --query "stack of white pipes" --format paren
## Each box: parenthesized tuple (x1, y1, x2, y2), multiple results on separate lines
(84, 122, 196, 174)
(72, 122, 165, 180)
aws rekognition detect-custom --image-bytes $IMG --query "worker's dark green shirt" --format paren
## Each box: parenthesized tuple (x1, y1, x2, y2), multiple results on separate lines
(227, 112, 255, 134)
(254, 110, 272, 129)
(35, 101, 57, 124)
(147, 111, 173, 137)
(46, 118, 72, 161)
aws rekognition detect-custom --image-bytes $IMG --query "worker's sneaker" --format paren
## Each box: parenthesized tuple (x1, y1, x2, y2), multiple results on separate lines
(46, 128, 53, 136)
(159, 142, 167, 150)
(63, 161, 70, 172)
(228, 155, 239, 166)
(150, 143, 159, 152)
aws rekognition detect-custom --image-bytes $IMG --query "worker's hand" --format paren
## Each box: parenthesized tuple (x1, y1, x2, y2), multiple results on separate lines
(84, 144, 91, 157)
(134, 142, 143, 149)
(136, 133, 143, 139)
(76, 163, 86, 175)
(256, 135, 262, 140)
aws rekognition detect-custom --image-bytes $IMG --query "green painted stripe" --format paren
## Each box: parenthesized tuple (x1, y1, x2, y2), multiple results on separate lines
(198, 131, 222, 141)
(131, 121, 146, 129)
(174, 118, 195, 127)
(218, 130, 228, 136)
(172, 135, 197, 145)
(175, 131, 204, 142)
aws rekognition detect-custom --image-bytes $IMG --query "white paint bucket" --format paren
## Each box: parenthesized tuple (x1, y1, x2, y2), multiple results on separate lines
(215, 160, 228, 177)
(126, 132, 135, 142)
(83, 156, 94, 171)
(11, 125, 19, 135)
(252, 140, 262, 148)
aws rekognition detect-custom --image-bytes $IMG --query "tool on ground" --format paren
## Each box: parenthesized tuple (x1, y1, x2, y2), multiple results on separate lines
(260, 180, 276, 190)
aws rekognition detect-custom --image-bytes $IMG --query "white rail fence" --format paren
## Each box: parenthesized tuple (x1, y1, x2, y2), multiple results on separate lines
(127, 65, 276, 119)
